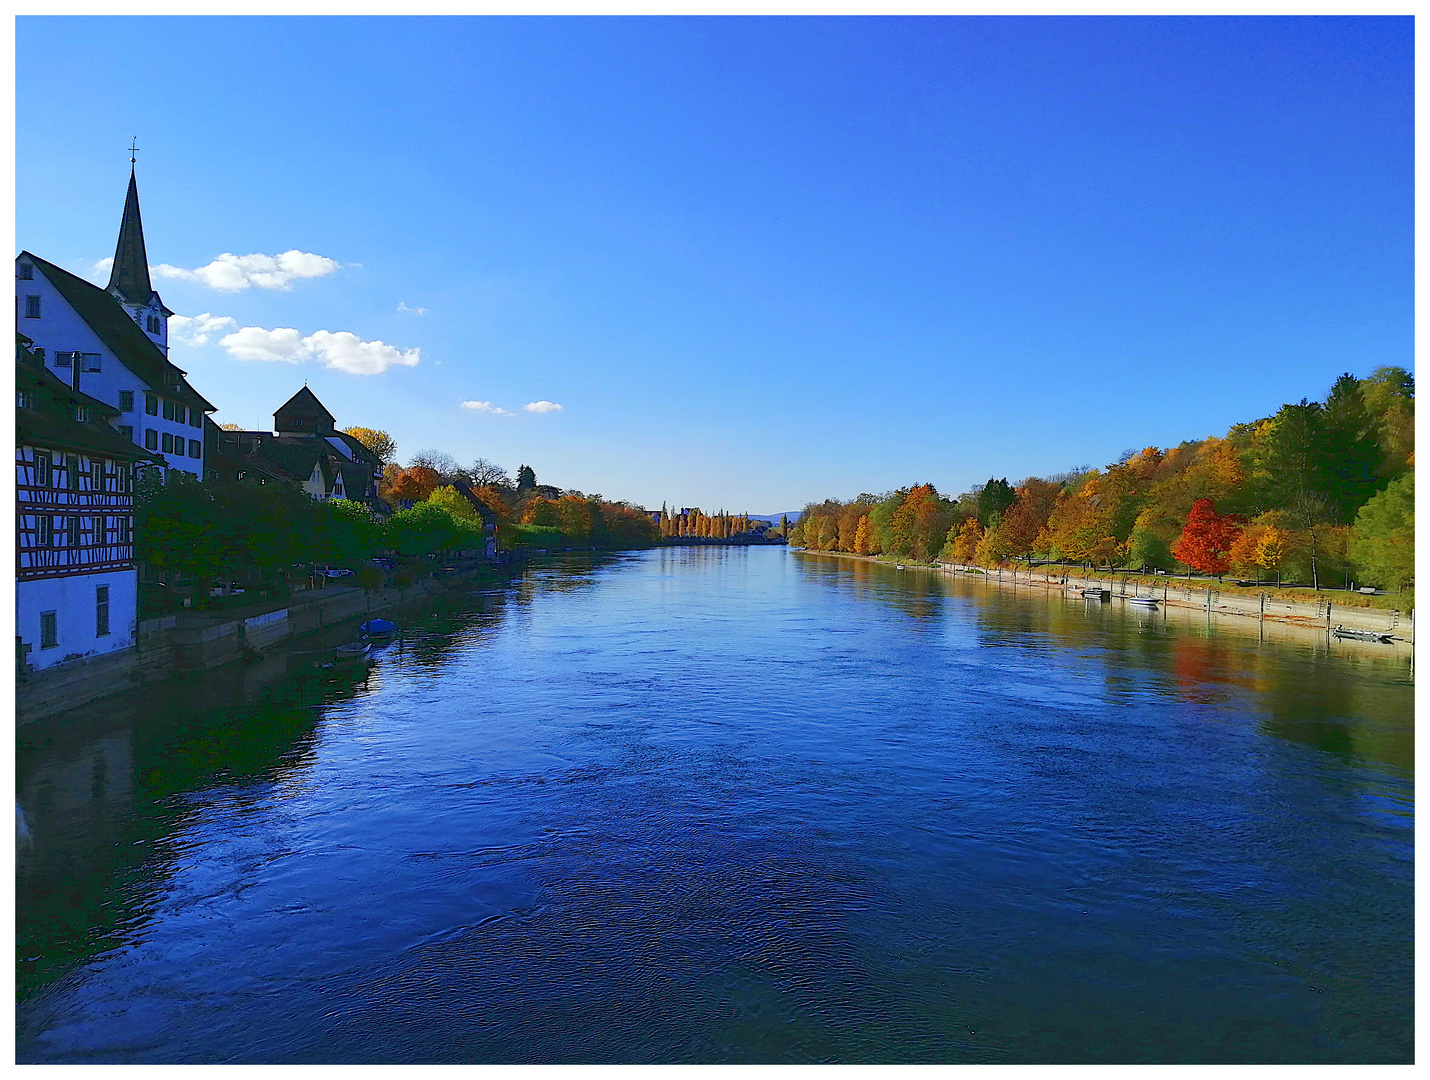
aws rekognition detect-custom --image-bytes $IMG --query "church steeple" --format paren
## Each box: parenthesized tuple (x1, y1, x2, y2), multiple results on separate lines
(107, 166, 155, 307)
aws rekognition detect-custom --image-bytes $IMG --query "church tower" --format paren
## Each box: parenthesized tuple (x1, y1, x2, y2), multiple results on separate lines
(106, 164, 173, 353)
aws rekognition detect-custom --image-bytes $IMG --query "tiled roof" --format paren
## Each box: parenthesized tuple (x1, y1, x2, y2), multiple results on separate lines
(16, 338, 162, 463)
(22, 252, 214, 413)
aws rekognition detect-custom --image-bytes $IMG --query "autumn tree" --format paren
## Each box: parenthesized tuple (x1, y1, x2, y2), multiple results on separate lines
(942, 518, 982, 564)
(383, 465, 441, 503)
(341, 426, 397, 464)
(1360, 366, 1414, 480)
(854, 515, 875, 555)
(1171, 499, 1243, 579)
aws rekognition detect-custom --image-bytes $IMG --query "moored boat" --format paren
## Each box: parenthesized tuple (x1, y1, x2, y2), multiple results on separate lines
(333, 641, 374, 663)
(359, 618, 399, 638)
(1332, 625, 1395, 643)
(1081, 588, 1110, 601)
(1126, 596, 1159, 607)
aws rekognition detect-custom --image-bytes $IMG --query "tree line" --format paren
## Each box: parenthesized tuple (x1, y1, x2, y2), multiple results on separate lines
(789, 368, 1413, 593)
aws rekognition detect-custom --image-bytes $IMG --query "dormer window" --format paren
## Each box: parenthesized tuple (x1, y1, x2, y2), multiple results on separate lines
(75, 406, 88, 423)
(146, 314, 161, 334)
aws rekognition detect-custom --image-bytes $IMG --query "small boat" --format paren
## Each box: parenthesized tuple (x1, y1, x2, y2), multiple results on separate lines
(359, 618, 398, 638)
(1126, 596, 1159, 607)
(896, 564, 906, 570)
(333, 641, 373, 663)
(1081, 588, 1110, 601)
(1332, 625, 1395, 643)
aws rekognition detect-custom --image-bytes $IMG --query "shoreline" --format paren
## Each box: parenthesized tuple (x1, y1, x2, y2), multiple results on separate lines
(794, 548, 1414, 647)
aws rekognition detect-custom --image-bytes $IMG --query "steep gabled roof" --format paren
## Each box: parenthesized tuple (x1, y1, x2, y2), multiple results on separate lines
(107, 169, 157, 308)
(16, 336, 162, 463)
(23, 252, 214, 413)
(274, 386, 335, 431)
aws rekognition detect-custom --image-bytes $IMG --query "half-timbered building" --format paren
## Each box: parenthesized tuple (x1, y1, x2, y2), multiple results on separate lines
(16, 334, 160, 674)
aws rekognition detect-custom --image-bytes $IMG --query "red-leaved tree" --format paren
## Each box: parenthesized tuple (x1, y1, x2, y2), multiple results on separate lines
(1171, 498, 1243, 578)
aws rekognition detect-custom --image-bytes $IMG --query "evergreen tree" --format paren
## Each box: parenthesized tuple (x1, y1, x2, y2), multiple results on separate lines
(1321, 373, 1384, 521)
(1265, 400, 1331, 509)
(976, 478, 1016, 525)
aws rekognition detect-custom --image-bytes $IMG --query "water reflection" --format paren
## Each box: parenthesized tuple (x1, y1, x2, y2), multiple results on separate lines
(16, 549, 1413, 1063)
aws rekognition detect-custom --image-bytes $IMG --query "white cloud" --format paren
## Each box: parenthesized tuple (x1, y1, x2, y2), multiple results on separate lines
(218, 325, 420, 375)
(460, 400, 513, 416)
(397, 302, 428, 315)
(523, 400, 564, 414)
(93, 257, 113, 277)
(153, 250, 341, 291)
(168, 312, 238, 347)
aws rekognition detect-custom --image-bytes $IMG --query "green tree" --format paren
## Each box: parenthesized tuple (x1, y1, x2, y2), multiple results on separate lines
(976, 478, 1016, 526)
(1265, 400, 1331, 510)
(1320, 373, 1384, 521)
(1350, 471, 1414, 592)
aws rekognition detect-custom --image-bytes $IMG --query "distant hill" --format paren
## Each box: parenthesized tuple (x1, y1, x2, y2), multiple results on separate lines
(748, 512, 802, 524)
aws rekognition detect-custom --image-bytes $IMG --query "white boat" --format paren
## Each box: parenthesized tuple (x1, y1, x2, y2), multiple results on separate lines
(333, 641, 373, 663)
(1332, 625, 1394, 643)
(1126, 596, 1159, 607)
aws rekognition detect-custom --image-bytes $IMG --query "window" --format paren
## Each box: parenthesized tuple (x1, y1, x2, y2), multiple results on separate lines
(145, 429, 158, 451)
(118, 516, 131, 543)
(162, 399, 175, 421)
(161, 432, 174, 454)
(68, 516, 80, 548)
(146, 314, 160, 334)
(67, 455, 80, 491)
(189, 439, 202, 458)
(119, 425, 134, 442)
(54, 351, 72, 368)
(117, 465, 130, 492)
(17, 389, 34, 409)
(36, 515, 51, 547)
(145, 394, 158, 416)
(96, 587, 110, 637)
(91, 460, 103, 489)
(24, 295, 40, 319)
(34, 452, 50, 487)
(189, 409, 202, 429)
(119, 390, 134, 412)
(17, 262, 33, 280)
(75, 406, 88, 423)
(40, 612, 57, 650)
(81, 353, 101, 373)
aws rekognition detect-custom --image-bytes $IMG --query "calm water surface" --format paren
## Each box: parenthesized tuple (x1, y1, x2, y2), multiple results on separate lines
(16, 547, 1414, 1063)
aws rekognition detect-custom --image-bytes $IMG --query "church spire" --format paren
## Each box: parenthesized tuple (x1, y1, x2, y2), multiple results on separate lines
(107, 165, 155, 307)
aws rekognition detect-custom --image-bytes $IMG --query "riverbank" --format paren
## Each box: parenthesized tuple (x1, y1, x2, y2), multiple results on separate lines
(795, 549, 1414, 645)
(15, 556, 530, 726)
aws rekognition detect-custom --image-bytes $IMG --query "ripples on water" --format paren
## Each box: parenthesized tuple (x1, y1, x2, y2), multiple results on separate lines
(15, 548, 1414, 1063)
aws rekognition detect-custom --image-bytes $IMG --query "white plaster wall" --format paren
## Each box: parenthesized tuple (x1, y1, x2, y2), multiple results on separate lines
(17, 260, 206, 478)
(17, 568, 138, 672)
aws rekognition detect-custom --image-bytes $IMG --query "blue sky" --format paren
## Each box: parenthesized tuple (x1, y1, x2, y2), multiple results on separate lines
(17, 16, 1412, 514)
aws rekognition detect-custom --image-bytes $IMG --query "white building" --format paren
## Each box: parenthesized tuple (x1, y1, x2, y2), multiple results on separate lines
(16, 167, 214, 477)
(16, 334, 160, 675)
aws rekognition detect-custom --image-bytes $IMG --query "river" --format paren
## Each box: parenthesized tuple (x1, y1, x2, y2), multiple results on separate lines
(15, 546, 1414, 1063)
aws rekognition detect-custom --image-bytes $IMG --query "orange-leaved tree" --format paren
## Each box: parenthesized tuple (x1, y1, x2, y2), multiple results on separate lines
(383, 465, 441, 503)
(1171, 499, 1243, 579)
